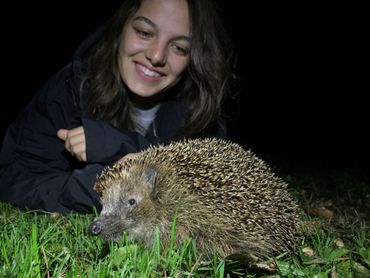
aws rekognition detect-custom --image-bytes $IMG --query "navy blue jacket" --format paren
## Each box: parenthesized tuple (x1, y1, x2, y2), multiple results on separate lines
(0, 29, 225, 213)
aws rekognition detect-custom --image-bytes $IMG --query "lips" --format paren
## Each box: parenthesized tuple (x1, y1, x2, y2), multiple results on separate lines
(135, 63, 164, 80)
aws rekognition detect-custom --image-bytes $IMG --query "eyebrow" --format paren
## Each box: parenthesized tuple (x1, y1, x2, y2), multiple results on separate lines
(132, 16, 191, 42)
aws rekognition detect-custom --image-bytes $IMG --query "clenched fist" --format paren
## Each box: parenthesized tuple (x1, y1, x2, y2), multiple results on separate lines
(57, 126, 87, 162)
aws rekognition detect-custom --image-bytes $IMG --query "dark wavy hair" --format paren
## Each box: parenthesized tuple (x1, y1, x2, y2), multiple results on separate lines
(81, 0, 237, 137)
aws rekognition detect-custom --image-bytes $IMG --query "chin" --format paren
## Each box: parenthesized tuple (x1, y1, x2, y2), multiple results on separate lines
(132, 91, 159, 98)
(128, 84, 161, 97)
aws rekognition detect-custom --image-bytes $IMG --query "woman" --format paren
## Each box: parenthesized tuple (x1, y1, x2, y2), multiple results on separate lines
(0, 0, 236, 213)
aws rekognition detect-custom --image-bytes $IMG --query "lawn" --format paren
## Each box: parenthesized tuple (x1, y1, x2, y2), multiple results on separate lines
(1, 166, 369, 277)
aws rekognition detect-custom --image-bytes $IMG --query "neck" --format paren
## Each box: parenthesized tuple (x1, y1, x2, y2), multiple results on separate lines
(128, 91, 166, 110)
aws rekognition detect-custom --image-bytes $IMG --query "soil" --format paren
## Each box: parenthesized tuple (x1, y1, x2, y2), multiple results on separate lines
(272, 159, 370, 240)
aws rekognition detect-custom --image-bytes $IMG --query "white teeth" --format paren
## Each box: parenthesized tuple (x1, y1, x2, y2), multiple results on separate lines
(137, 64, 161, 77)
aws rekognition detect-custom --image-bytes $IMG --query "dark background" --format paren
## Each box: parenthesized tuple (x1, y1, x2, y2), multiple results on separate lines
(2, 2, 368, 173)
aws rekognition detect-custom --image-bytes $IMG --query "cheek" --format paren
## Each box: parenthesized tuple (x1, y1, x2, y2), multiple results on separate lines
(120, 41, 139, 58)
(118, 36, 145, 82)
(100, 202, 115, 216)
(168, 56, 189, 77)
(100, 188, 121, 215)
(119, 28, 143, 57)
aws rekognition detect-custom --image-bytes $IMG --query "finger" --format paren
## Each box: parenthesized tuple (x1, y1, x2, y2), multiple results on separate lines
(74, 150, 87, 162)
(67, 132, 86, 147)
(70, 141, 86, 158)
(68, 138, 87, 162)
(57, 129, 69, 141)
(67, 126, 84, 137)
(73, 150, 87, 162)
(77, 152, 87, 162)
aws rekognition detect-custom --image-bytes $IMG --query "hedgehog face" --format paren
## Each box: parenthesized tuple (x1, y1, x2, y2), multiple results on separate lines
(90, 167, 158, 242)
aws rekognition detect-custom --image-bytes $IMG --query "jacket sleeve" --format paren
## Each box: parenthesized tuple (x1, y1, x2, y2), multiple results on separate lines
(0, 74, 98, 212)
(82, 118, 151, 164)
(0, 68, 149, 213)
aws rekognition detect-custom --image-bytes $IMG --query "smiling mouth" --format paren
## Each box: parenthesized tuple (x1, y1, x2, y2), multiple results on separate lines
(136, 63, 163, 78)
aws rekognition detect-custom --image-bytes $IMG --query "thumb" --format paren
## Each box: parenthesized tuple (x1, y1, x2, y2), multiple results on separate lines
(57, 129, 69, 141)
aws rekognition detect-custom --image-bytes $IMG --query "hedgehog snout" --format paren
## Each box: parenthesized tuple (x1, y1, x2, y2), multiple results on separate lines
(89, 219, 103, 235)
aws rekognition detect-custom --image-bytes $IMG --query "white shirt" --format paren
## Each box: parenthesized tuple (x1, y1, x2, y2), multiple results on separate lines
(130, 104, 160, 136)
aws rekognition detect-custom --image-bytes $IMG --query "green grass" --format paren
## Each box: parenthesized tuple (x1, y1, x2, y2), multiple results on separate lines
(0, 203, 235, 277)
(1, 170, 369, 277)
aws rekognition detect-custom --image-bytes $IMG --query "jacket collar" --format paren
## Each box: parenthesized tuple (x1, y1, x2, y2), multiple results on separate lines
(146, 100, 186, 144)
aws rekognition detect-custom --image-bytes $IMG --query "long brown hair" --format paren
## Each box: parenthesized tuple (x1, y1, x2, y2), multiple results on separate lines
(81, 0, 237, 137)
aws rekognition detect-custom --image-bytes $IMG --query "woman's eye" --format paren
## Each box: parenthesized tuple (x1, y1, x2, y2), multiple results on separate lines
(128, 198, 136, 206)
(172, 44, 189, 56)
(135, 28, 152, 39)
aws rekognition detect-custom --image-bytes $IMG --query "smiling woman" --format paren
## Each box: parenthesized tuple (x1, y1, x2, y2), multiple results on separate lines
(0, 0, 237, 213)
(118, 0, 191, 98)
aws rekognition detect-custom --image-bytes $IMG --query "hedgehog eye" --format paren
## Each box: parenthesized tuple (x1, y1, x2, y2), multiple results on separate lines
(128, 198, 136, 206)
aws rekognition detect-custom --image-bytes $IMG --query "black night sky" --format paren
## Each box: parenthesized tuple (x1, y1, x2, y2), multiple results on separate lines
(2, 2, 368, 174)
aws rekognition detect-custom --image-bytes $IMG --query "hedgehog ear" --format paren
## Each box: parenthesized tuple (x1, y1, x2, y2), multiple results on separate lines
(141, 167, 157, 190)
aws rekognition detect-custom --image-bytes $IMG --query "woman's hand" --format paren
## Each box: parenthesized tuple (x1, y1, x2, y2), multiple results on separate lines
(57, 126, 87, 162)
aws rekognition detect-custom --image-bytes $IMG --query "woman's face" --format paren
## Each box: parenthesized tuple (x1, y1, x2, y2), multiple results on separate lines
(118, 0, 191, 98)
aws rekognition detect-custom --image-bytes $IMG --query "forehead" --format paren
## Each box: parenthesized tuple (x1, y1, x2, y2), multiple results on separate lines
(104, 173, 150, 197)
(134, 0, 190, 37)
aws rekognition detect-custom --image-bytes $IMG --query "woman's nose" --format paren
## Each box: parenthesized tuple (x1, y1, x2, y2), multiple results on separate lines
(145, 41, 167, 67)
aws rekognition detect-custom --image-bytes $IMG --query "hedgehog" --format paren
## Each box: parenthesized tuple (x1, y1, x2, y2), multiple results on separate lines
(89, 138, 303, 263)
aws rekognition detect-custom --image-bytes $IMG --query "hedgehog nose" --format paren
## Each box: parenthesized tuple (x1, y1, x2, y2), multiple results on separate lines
(90, 219, 103, 235)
